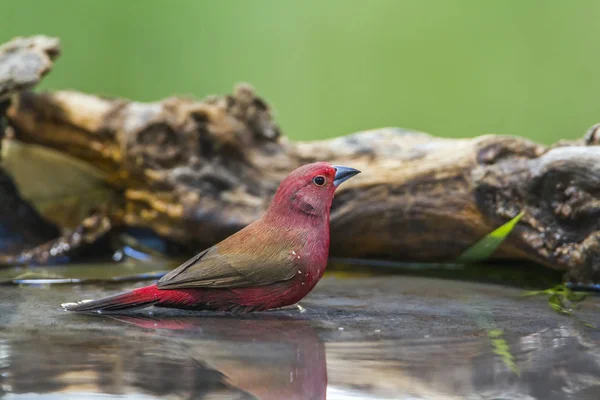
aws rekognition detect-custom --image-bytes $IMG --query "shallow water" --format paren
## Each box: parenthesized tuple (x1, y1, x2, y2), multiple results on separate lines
(0, 261, 599, 399)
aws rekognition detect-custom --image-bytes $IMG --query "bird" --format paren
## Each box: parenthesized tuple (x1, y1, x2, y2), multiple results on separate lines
(61, 162, 360, 313)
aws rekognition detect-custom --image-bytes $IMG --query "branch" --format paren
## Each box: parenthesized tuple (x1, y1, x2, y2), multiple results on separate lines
(0, 36, 62, 257)
(0, 35, 60, 101)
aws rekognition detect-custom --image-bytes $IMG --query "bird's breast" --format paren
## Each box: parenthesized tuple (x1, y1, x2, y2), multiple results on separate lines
(291, 243, 329, 292)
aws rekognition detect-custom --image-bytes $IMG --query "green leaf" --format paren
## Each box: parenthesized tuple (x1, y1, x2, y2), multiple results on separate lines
(522, 283, 597, 329)
(580, 320, 598, 329)
(566, 290, 587, 302)
(457, 212, 524, 263)
(548, 293, 571, 315)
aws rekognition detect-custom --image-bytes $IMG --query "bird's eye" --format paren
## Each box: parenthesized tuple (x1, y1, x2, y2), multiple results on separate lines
(313, 175, 326, 186)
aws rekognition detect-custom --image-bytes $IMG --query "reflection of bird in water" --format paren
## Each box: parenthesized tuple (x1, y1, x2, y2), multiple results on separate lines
(1, 314, 327, 399)
(171, 357, 258, 400)
(107, 313, 328, 400)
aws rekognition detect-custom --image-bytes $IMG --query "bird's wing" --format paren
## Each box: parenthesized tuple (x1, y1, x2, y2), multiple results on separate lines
(156, 239, 300, 290)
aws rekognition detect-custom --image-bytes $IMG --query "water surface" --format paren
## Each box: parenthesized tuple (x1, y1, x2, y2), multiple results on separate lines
(0, 262, 599, 399)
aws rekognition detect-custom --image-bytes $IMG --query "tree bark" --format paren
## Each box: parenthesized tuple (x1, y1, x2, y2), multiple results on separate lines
(2, 35, 600, 282)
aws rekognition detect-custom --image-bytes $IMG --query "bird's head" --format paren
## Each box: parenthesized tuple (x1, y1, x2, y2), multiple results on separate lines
(266, 162, 360, 222)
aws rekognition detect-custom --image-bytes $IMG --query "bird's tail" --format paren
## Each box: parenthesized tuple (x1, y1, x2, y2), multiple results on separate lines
(61, 285, 162, 313)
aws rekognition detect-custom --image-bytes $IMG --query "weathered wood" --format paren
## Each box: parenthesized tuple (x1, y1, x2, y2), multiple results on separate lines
(5, 85, 600, 281)
(0, 36, 62, 258)
(1, 35, 599, 281)
(0, 35, 60, 101)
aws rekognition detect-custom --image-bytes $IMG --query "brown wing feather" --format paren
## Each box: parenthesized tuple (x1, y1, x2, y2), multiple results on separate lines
(157, 226, 301, 290)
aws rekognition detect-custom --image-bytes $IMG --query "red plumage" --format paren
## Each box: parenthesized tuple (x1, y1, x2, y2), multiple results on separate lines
(62, 162, 359, 313)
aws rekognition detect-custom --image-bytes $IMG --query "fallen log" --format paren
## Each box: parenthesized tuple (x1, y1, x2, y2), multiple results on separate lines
(2, 35, 600, 282)
(6, 86, 600, 281)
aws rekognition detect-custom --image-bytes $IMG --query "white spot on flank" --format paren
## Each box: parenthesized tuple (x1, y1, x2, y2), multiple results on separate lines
(298, 270, 302, 274)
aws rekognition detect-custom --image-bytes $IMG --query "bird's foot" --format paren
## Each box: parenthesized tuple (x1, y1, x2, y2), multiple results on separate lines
(271, 303, 306, 313)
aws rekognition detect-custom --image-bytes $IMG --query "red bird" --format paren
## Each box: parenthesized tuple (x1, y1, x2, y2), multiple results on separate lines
(62, 162, 360, 313)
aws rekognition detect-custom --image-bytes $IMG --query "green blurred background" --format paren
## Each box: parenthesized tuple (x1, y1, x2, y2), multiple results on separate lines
(2, 0, 599, 143)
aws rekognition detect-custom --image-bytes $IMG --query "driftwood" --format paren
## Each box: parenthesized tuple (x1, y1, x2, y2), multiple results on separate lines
(1, 35, 600, 282)
(0, 35, 60, 101)
(0, 36, 62, 256)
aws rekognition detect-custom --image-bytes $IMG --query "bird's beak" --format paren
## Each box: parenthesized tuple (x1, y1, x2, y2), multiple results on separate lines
(333, 165, 361, 187)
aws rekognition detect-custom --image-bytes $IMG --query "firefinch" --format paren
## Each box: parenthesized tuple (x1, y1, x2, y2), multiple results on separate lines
(62, 162, 360, 313)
